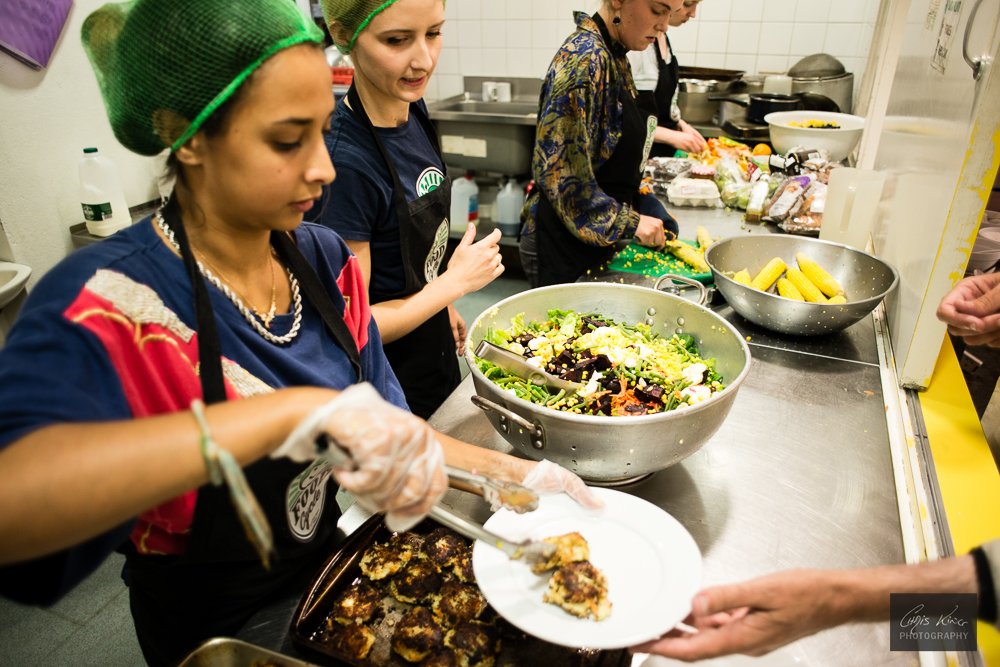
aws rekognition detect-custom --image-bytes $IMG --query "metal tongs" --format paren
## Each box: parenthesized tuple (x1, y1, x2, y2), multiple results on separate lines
(318, 435, 556, 567)
(475, 340, 584, 392)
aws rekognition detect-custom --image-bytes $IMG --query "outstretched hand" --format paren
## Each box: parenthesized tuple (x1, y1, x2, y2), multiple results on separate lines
(936, 272, 1000, 346)
(630, 569, 848, 661)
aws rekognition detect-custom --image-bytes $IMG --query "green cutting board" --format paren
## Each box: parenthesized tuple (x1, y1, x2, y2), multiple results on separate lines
(606, 240, 713, 283)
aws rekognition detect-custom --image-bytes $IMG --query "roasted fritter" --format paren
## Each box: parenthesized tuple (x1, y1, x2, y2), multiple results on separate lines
(391, 557, 444, 604)
(530, 531, 590, 574)
(423, 527, 466, 571)
(322, 620, 376, 660)
(330, 579, 381, 625)
(360, 540, 413, 580)
(451, 547, 475, 583)
(391, 530, 425, 553)
(421, 649, 459, 667)
(432, 580, 488, 625)
(392, 606, 444, 663)
(543, 560, 612, 621)
(444, 620, 500, 667)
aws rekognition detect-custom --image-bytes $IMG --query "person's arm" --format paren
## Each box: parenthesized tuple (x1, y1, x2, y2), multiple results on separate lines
(533, 65, 639, 246)
(345, 225, 502, 345)
(632, 556, 978, 660)
(0, 387, 337, 565)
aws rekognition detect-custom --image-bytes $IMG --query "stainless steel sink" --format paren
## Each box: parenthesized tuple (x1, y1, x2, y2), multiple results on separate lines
(428, 93, 539, 175)
(430, 99, 539, 121)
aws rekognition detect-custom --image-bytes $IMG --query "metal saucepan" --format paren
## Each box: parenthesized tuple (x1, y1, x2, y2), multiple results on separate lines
(710, 92, 839, 125)
(677, 78, 747, 125)
(463, 278, 752, 484)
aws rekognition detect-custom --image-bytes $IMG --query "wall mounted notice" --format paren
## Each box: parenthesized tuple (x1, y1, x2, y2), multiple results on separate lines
(931, 0, 963, 73)
(0, 0, 73, 70)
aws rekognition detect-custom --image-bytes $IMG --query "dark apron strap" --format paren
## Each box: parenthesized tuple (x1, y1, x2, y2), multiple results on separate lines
(162, 197, 227, 404)
(271, 232, 363, 382)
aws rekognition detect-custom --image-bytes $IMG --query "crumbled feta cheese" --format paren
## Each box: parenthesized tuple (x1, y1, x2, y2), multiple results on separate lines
(583, 371, 604, 396)
(681, 385, 712, 404)
(682, 362, 707, 385)
(507, 342, 525, 356)
(527, 335, 548, 351)
(525, 356, 545, 369)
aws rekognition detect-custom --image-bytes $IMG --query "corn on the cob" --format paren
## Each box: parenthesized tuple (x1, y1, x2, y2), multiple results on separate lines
(665, 240, 710, 273)
(827, 295, 847, 304)
(750, 257, 786, 291)
(696, 226, 714, 253)
(732, 269, 752, 286)
(776, 277, 804, 301)
(785, 267, 827, 303)
(795, 253, 844, 297)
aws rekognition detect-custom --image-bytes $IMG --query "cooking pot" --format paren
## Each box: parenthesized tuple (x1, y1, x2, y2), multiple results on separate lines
(677, 78, 747, 125)
(710, 92, 839, 125)
(791, 73, 854, 117)
(463, 278, 752, 484)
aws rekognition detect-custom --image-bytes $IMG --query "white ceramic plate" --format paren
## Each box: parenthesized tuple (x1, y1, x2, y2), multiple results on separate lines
(472, 487, 702, 650)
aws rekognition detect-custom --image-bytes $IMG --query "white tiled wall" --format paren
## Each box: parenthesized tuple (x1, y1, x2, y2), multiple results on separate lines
(426, 0, 879, 102)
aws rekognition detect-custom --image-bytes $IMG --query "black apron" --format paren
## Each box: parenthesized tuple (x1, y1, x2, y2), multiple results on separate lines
(124, 197, 361, 667)
(535, 13, 656, 286)
(649, 34, 681, 158)
(346, 84, 461, 420)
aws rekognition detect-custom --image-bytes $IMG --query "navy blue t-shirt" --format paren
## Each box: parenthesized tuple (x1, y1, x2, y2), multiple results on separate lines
(312, 99, 446, 300)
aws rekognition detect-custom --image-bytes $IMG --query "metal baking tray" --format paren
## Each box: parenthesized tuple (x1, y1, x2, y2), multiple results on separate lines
(177, 637, 319, 667)
(291, 514, 630, 666)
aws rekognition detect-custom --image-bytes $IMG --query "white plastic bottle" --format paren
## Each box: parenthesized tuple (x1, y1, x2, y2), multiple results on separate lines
(495, 179, 525, 236)
(449, 172, 479, 234)
(79, 147, 131, 237)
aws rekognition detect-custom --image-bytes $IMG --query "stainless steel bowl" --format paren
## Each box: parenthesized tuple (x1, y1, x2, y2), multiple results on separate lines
(705, 235, 898, 336)
(464, 282, 751, 483)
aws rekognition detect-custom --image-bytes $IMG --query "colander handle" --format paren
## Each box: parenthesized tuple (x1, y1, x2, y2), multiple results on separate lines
(653, 273, 708, 305)
(471, 395, 546, 450)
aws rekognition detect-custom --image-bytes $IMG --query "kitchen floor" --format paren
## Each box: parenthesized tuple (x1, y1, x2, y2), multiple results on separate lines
(0, 274, 529, 667)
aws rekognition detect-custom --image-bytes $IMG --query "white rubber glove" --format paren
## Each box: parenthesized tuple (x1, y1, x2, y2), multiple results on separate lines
(521, 459, 604, 509)
(271, 383, 447, 531)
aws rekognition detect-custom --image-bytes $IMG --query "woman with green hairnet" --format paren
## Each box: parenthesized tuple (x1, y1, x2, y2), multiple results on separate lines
(0, 0, 599, 663)
(313, 0, 505, 420)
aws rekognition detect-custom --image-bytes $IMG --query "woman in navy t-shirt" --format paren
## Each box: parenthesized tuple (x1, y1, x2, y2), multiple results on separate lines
(315, 0, 505, 419)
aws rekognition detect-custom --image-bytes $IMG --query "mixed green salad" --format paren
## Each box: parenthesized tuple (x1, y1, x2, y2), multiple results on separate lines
(476, 309, 725, 416)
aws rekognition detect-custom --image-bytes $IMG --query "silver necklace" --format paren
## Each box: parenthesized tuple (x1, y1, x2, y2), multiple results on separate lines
(154, 209, 302, 345)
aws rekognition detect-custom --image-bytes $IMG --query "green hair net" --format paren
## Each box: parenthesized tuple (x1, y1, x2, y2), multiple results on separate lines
(82, 0, 324, 156)
(322, 0, 443, 54)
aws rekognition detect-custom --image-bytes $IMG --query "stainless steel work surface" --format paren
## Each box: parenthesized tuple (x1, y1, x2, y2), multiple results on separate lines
(432, 358, 911, 666)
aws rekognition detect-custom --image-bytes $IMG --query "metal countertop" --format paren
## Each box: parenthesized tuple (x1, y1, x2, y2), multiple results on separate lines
(239, 206, 923, 666)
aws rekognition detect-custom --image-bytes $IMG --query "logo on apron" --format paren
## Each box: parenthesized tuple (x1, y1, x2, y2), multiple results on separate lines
(642, 115, 657, 171)
(286, 459, 332, 542)
(416, 167, 445, 197)
(424, 220, 449, 283)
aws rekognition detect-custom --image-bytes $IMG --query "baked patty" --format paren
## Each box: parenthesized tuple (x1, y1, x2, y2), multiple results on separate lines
(391, 557, 443, 604)
(321, 621, 376, 660)
(392, 606, 444, 663)
(423, 527, 467, 571)
(360, 540, 412, 580)
(444, 620, 500, 667)
(432, 580, 488, 625)
(531, 531, 590, 574)
(543, 560, 612, 621)
(330, 579, 381, 625)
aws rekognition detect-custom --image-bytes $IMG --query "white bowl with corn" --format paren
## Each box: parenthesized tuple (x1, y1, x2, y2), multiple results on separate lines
(704, 235, 898, 336)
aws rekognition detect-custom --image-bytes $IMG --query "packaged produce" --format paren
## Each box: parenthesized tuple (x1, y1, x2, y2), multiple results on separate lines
(779, 181, 828, 235)
(764, 175, 814, 222)
(667, 177, 722, 208)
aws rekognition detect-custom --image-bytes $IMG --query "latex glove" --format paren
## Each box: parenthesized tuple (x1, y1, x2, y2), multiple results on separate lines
(521, 459, 604, 509)
(271, 383, 447, 531)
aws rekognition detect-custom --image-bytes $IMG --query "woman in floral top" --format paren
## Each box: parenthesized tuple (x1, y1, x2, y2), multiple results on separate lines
(519, 0, 683, 287)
